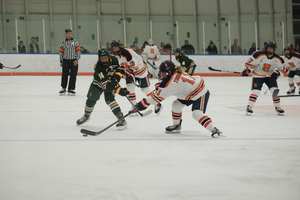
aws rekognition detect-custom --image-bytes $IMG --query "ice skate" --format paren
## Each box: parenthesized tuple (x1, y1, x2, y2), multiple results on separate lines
(211, 127, 225, 138)
(68, 89, 76, 96)
(165, 119, 182, 134)
(77, 114, 90, 125)
(59, 88, 66, 96)
(286, 87, 295, 95)
(246, 105, 253, 116)
(154, 103, 163, 115)
(116, 118, 127, 131)
(275, 107, 284, 116)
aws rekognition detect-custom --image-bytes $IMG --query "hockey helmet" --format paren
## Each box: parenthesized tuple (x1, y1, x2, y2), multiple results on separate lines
(173, 48, 181, 54)
(148, 38, 153, 45)
(111, 39, 121, 48)
(266, 41, 277, 50)
(284, 46, 292, 58)
(98, 48, 110, 66)
(159, 60, 176, 78)
(65, 28, 72, 33)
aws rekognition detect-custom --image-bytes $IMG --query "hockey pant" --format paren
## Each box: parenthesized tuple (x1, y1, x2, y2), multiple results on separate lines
(84, 83, 123, 119)
(172, 90, 215, 132)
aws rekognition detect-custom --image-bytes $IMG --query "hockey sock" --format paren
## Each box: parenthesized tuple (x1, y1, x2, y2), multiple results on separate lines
(248, 89, 260, 108)
(172, 100, 185, 125)
(126, 83, 137, 104)
(192, 110, 214, 132)
(107, 100, 121, 117)
(288, 77, 295, 88)
(85, 99, 96, 116)
(270, 87, 281, 107)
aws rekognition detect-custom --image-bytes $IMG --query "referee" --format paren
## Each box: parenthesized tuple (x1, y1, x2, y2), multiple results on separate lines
(59, 28, 81, 95)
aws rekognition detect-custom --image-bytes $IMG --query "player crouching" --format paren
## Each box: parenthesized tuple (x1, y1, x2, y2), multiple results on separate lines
(77, 48, 129, 130)
(131, 60, 224, 138)
(283, 46, 300, 95)
(242, 41, 285, 116)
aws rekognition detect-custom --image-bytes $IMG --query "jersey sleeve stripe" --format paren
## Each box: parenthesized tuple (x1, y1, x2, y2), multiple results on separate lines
(245, 63, 255, 68)
(185, 78, 205, 101)
(134, 65, 147, 76)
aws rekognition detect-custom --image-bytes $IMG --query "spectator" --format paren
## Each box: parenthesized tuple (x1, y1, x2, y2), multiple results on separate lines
(248, 42, 258, 55)
(106, 42, 113, 53)
(207, 41, 218, 54)
(130, 41, 138, 50)
(295, 44, 300, 53)
(160, 42, 172, 54)
(81, 46, 90, 54)
(18, 41, 26, 53)
(181, 39, 195, 54)
(141, 41, 148, 49)
(29, 37, 40, 53)
(230, 38, 242, 54)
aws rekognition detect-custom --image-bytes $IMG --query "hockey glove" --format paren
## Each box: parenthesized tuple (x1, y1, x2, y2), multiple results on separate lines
(115, 87, 130, 96)
(126, 73, 135, 83)
(0, 62, 3, 69)
(271, 70, 280, 79)
(242, 68, 251, 76)
(136, 98, 150, 111)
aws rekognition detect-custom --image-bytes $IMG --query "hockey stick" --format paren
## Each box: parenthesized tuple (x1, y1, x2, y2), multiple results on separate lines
(122, 69, 140, 87)
(203, 59, 242, 74)
(116, 83, 153, 117)
(81, 109, 152, 136)
(145, 60, 157, 70)
(3, 64, 21, 69)
(277, 94, 300, 97)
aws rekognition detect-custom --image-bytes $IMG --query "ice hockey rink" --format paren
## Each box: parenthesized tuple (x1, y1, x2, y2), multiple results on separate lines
(0, 75, 299, 200)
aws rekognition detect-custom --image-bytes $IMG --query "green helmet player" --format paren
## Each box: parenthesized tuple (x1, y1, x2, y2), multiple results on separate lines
(77, 48, 129, 130)
(173, 48, 197, 75)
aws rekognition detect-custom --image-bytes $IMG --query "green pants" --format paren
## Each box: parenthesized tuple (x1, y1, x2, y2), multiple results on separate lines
(84, 83, 122, 118)
(185, 64, 197, 76)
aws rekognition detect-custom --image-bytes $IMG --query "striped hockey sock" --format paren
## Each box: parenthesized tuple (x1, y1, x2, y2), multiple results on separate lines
(172, 111, 182, 125)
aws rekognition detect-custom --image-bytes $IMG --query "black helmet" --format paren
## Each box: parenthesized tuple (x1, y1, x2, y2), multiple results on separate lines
(284, 46, 290, 51)
(98, 48, 110, 66)
(98, 48, 109, 57)
(173, 48, 181, 54)
(159, 60, 176, 78)
(65, 28, 72, 33)
(111, 39, 121, 48)
(266, 41, 277, 50)
(284, 46, 292, 59)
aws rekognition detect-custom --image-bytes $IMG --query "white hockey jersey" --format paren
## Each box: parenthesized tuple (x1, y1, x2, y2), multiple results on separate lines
(245, 50, 285, 78)
(142, 45, 160, 61)
(284, 53, 300, 71)
(146, 72, 207, 105)
(115, 48, 147, 78)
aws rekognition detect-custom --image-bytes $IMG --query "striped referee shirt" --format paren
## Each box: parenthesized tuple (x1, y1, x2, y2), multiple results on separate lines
(59, 38, 81, 61)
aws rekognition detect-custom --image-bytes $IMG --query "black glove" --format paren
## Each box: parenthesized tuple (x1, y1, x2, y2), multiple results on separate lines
(126, 73, 135, 83)
(136, 98, 150, 111)
(115, 87, 129, 96)
(242, 68, 251, 76)
(271, 70, 280, 79)
(0, 62, 3, 69)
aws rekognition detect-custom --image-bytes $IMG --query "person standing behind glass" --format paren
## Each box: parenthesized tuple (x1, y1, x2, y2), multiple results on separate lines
(248, 42, 259, 55)
(58, 28, 81, 96)
(231, 38, 242, 54)
(18, 41, 26, 53)
(29, 37, 40, 53)
(207, 41, 218, 54)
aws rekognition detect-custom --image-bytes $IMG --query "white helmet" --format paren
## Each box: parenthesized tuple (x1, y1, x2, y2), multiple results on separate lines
(148, 38, 153, 45)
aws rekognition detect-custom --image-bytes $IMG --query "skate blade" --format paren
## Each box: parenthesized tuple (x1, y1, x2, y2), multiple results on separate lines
(117, 125, 127, 131)
(165, 130, 181, 134)
(246, 112, 252, 116)
(68, 93, 76, 96)
(277, 113, 284, 116)
(59, 93, 66, 96)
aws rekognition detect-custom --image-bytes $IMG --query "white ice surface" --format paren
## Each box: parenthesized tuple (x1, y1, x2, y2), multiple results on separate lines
(0, 76, 299, 200)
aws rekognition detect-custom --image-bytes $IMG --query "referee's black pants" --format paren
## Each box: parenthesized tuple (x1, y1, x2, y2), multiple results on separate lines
(61, 59, 78, 90)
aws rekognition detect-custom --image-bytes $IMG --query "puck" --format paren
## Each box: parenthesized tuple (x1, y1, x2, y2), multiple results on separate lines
(83, 134, 88, 137)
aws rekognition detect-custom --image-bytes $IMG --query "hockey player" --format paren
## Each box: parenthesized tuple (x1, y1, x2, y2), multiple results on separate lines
(141, 38, 160, 77)
(174, 48, 197, 75)
(283, 46, 300, 95)
(76, 48, 129, 130)
(242, 41, 285, 116)
(111, 39, 163, 115)
(131, 60, 224, 138)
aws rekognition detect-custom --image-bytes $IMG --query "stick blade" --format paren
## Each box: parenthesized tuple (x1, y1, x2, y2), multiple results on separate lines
(14, 65, 21, 69)
(141, 109, 153, 117)
(80, 129, 100, 136)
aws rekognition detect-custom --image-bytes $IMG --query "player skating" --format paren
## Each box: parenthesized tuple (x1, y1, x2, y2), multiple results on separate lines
(76, 48, 129, 130)
(131, 60, 224, 138)
(283, 46, 300, 95)
(111, 39, 163, 116)
(141, 38, 160, 77)
(242, 41, 285, 116)
(174, 48, 197, 75)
